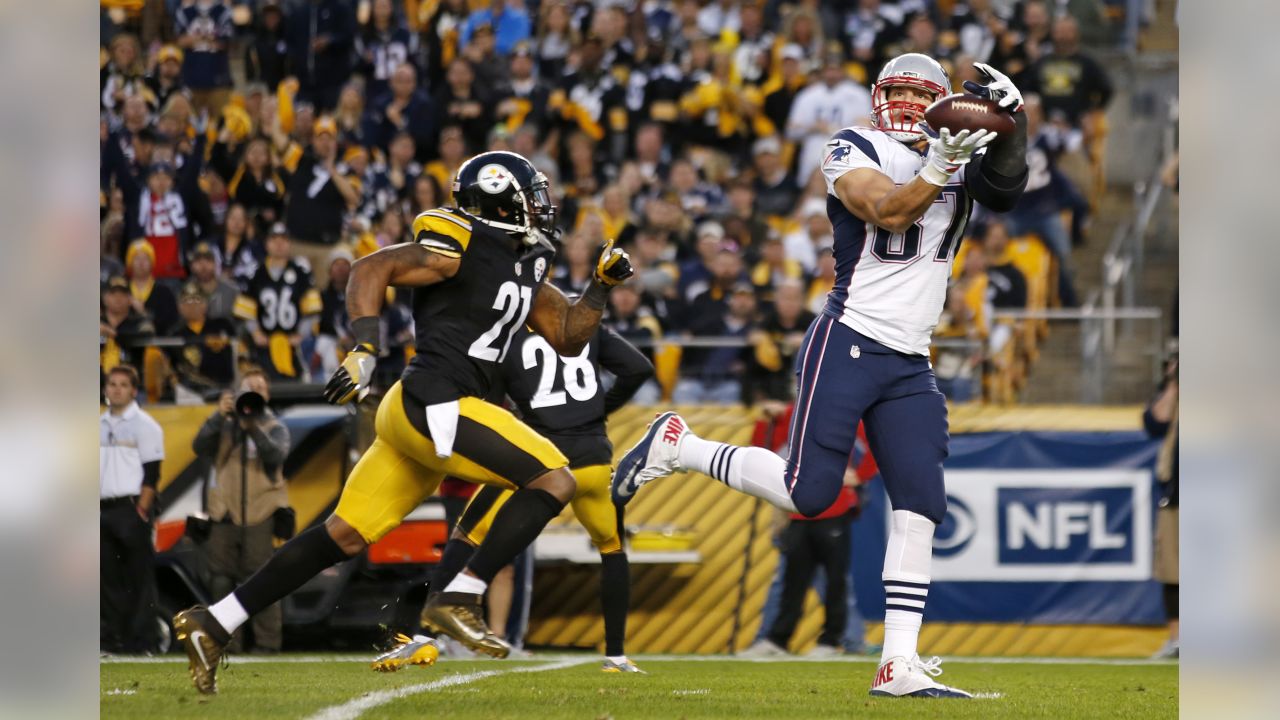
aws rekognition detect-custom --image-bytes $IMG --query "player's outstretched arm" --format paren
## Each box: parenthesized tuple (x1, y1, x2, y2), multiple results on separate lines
(834, 168, 944, 234)
(528, 240, 634, 356)
(324, 244, 461, 405)
(345, 243, 460, 321)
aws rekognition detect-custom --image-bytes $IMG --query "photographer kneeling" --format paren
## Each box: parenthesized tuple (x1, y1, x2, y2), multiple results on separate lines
(193, 367, 293, 653)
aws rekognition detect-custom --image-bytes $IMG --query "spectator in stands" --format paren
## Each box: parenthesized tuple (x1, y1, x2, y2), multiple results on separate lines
(462, 0, 532, 56)
(434, 59, 496, 158)
(806, 246, 836, 314)
(631, 123, 670, 196)
(678, 225, 729, 304)
(332, 83, 370, 150)
(367, 63, 434, 155)
(235, 224, 323, 380)
(752, 136, 800, 222)
(187, 241, 240, 321)
(750, 233, 806, 303)
(218, 136, 287, 232)
(1144, 355, 1179, 659)
(100, 364, 164, 655)
(244, 1, 289, 92)
(787, 46, 872, 185)
(948, 0, 1010, 64)
(980, 222, 1028, 310)
(785, 197, 835, 276)
(169, 283, 237, 403)
(283, 116, 360, 285)
(763, 44, 809, 141)
(1004, 94, 1086, 306)
(553, 232, 597, 297)
(357, 0, 420, 102)
(174, 0, 234, 115)
(607, 283, 664, 403)
(101, 33, 147, 115)
(533, 0, 576, 80)
(125, 240, 179, 336)
(495, 42, 552, 137)
(286, 0, 357, 110)
(747, 279, 814, 403)
(934, 251, 990, 402)
(843, 0, 906, 72)
(1023, 15, 1112, 130)
(889, 12, 950, 64)
(195, 367, 293, 654)
(723, 180, 770, 253)
(315, 248, 354, 383)
(552, 35, 629, 166)
(219, 203, 263, 291)
(101, 277, 157, 396)
(146, 45, 190, 113)
(997, 0, 1053, 79)
(676, 283, 764, 404)
(107, 137, 201, 280)
(101, 187, 128, 286)
(424, 125, 470, 202)
(668, 159, 724, 222)
(374, 132, 423, 214)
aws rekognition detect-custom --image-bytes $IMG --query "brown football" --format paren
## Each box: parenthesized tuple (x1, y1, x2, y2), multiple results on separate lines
(923, 94, 1015, 137)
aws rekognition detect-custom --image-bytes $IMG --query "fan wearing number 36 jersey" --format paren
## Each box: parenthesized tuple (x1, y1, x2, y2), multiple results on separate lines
(173, 151, 635, 695)
(613, 54, 1028, 699)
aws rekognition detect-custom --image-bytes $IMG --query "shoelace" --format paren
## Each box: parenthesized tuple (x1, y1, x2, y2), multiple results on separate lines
(912, 655, 944, 677)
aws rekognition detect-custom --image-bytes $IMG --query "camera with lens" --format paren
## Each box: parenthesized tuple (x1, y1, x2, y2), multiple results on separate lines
(234, 390, 267, 418)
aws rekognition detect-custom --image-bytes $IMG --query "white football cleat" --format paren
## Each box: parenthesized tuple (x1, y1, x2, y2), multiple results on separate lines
(612, 412, 688, 506)
(370, 634, 440, 672)
(737, 639, 788, 658)
(869, 655, 972, 698)
(601, 657, 646, 673)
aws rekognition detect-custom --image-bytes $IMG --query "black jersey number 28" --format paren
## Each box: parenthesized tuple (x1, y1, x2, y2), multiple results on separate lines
(468, 281, 534, 363)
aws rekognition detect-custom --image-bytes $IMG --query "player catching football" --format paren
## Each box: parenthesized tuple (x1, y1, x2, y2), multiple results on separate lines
(613, 55, 1026, 698)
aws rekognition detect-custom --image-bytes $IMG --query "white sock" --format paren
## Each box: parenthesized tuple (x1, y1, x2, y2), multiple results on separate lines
(209, 594, 249, 634)
(606, 655, 628, 665)
(443, 572, 488, 596)
(880, 510, 935, 664)
(678, 436, 797, 512)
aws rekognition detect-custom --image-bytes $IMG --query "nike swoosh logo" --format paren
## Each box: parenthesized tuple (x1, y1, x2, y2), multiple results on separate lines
(190, 630, 210, 668)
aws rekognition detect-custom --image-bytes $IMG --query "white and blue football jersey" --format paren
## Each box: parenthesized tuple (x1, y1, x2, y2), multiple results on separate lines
(820, 126, 973, 356)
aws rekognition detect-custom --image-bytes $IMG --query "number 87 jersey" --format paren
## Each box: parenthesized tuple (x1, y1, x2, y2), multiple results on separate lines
(400, 208, 558, 407)
(820, 126, 973, 356)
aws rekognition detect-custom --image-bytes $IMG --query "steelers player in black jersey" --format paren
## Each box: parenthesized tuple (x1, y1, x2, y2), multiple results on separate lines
(371, 320, 654, 674)
(173, 152, 634, 695)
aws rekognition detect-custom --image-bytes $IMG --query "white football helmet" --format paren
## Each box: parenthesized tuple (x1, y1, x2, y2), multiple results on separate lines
(871, 53, 951, 144)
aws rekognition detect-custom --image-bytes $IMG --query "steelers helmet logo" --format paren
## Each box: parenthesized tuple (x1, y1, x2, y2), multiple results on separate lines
(477, 164, 514, 194)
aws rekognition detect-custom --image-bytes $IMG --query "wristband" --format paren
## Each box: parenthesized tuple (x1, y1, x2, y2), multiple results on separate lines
(582, 280, 611, 311)
(351, 316, 381, 353)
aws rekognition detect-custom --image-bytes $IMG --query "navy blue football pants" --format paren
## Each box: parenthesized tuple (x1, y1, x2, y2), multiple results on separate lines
(784, 314, 949, 522)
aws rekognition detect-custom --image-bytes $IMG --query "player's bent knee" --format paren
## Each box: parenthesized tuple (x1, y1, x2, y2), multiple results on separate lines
(527, 467, 576, 503)
(325, 514, 372, 556)
(791, 482, 841, 519)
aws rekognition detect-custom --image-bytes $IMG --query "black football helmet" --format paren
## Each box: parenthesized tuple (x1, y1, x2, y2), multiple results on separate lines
(452, 151, 557, 243)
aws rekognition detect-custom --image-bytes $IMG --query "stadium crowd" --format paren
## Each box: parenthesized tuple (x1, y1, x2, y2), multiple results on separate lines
(101, 0, 1116, 406)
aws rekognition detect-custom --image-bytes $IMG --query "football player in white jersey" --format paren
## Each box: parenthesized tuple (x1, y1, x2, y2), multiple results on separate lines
(613, 53, 1027, 698)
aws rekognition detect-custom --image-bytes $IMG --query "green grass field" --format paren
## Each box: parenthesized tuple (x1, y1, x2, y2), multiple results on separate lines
(101, 655, 1177, 719)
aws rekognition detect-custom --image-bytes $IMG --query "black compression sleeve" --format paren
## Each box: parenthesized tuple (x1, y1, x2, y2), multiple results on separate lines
(141, 460, 161, 490)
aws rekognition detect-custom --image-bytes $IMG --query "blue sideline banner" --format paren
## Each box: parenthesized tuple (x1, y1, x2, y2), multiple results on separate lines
(850, 431, 1165, 624)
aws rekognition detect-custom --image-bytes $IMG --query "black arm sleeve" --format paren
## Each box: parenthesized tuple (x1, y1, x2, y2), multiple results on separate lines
(192, 411, 227, 458)
(964, 110, 1029, 213)
(142, 460, 161, 490)
(598, 327, 655, 415)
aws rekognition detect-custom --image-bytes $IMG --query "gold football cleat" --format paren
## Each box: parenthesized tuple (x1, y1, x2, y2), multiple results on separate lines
(173, 605, 229, 695)
(420, 592, 512, 659)
(371, 634, 441, 672)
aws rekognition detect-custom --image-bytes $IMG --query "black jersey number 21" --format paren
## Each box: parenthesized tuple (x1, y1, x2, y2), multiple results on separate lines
(468, 281, 533, 363)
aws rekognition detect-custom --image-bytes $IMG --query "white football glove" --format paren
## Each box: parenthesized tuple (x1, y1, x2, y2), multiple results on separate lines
(919, 127, 998, 186)
(962, 62, 1024, 113)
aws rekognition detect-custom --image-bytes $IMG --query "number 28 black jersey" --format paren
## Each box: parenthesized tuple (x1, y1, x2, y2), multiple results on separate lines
(400, 208, 556, 407)
(498, 324, 654, 467)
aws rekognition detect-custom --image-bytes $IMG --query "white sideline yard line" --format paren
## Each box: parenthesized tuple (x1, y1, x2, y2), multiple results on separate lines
(101, 653, 1175, 667)
(303, 657, 590, 720)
